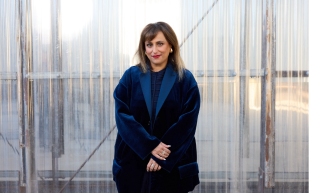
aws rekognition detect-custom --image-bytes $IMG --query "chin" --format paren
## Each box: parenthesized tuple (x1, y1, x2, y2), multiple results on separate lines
(151, 60, 166, 67)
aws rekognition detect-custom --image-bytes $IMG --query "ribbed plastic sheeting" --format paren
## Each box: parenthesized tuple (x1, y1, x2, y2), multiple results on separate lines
(0, 0, 308, 192)
(182, 0, 262, 192)
(275, 0, 309, 192)
(0, 0, 20, 193)
(31, 0, 119, 192)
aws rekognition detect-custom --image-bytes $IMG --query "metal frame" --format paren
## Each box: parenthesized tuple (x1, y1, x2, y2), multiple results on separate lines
(50, 0, 64, 192)
(17, 0, 38, 192)
(3, 69, 309, 80)
(15, 0, 25, 190)
(2, 170, 309, 180)
(259, 0, 276, 192)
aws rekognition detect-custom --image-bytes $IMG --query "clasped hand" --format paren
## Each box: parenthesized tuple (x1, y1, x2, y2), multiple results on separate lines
(146, 142, 171, 172)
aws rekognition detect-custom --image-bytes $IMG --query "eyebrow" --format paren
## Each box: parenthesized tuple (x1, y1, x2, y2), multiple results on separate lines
(146, 40, 165, 43)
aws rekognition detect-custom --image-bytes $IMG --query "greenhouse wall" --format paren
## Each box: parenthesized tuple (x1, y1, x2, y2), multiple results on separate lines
(0, 0, 308, 192)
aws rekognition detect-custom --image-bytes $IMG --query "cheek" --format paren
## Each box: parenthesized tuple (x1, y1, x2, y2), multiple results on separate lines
(145, 47, 151, 54)
(162, 46, 170, 55)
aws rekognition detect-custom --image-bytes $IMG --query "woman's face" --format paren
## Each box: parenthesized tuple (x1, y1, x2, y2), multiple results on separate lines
(145, 31, 172, 69)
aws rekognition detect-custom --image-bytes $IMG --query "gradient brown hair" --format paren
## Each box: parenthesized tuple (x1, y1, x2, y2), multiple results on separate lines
(134, 22, 186, 80)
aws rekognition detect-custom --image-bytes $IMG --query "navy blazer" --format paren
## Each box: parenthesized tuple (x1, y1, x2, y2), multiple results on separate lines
(113, 63, 201, 192)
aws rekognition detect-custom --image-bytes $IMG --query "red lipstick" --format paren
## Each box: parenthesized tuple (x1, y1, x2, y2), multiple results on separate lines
(152, 55, 160, 59)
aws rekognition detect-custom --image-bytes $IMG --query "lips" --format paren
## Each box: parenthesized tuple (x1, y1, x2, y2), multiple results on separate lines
(152, 55, 160, 59)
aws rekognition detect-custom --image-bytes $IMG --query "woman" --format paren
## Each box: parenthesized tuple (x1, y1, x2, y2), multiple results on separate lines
(113, 22, 200, 193)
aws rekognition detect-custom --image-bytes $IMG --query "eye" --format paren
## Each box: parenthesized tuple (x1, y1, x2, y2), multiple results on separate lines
(158, 43, 163, 46)
(146, 43, 152, 47)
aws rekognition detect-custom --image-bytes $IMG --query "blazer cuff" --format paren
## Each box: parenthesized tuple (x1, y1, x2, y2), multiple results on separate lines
(138, 137, 161, 160)
(151, 154, 176, 173)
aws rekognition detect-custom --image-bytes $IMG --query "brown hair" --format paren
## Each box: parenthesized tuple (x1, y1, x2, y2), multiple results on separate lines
(134, 22, 186, 80)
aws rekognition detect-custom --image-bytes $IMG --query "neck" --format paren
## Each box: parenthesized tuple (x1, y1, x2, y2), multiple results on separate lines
(150, 61, 168, 72)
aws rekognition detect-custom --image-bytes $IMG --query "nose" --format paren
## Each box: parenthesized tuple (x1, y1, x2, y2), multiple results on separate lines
(152, 45, 158, 53)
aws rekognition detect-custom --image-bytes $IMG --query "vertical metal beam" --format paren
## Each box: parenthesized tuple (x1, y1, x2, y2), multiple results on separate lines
(259, 0, 267, 191)
(239, 0, 249, 158)
(259, 0, 276, 191)
(25, 0, 37, 192)
(264, 0, 276, 188)
(50, 0, 64, 191)
(239, 0, 249, 191)
(16, 0, 26, 191)
(19, 0, 38, 192)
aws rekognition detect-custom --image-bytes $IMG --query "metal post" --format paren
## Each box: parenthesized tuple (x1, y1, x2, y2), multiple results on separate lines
(259, 0, 276, 192)
(16, 0, 26, 191)
(50, 0, 64, 191)
(240, 0, 250, 160)
(238, 0, 249, 191)
(18, 0, 38, 192)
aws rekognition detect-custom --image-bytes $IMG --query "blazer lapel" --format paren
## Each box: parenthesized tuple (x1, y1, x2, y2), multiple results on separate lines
(140, 69, 152, 118)
(155, 64, 176, 118)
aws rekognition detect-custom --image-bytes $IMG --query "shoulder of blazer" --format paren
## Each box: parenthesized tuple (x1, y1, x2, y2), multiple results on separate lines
(119, 66, 142, 86)
(178, 69, 198, 89)
(129, 65, 143, 75)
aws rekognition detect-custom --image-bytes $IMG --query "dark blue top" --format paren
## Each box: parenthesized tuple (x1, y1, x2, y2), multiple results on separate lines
(151, 67, 166, 124)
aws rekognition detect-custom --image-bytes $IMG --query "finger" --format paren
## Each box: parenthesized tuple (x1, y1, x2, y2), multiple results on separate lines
(152, 152, 166, 160)
(160, 150, 169, 158)
(153, 164, 159, 172)
(150, 162, 155, 172)
(150, 161, 155, 172)
(155, 147, 170, 155)
(159, 153, 168, 159)
(157, 165, 161, 171)
(153, 153, 166, 160)
(161, 143, 171, 148)
(163, 147, 171, 154)
(163, 152, 170, 158)
(147, 162, 152, 172)
(158, 149, 170, 159)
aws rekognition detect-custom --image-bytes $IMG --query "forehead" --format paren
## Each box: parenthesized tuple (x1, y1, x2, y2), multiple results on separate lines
(145, 31, 167, 42)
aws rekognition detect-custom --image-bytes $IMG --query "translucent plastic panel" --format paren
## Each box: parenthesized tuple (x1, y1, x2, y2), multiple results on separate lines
(180, 0, 262, 71)
(182, 0, 262, 192)
(0, 80, 19, 193)
(0, 0, 18, 72)
(0, 0, 20, 192)
(195, 78, 261, 192)
(276, 0, 309, 192)
(31, 0, 120, 192)
(1, 0, 308, 192)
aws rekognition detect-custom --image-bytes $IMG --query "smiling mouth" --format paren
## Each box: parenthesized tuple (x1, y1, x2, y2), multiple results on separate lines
(152, 55, 160, 58)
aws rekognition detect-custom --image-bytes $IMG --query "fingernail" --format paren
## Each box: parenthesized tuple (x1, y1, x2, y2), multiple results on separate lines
(167, 145, 171, 147)
(164, 158, 166, 160)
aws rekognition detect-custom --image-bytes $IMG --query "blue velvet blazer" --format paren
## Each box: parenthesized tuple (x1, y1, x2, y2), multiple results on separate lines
(113, 63, 200, 193)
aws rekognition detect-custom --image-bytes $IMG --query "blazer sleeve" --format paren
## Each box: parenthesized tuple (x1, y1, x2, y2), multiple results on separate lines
(114, 69, 161, 160)
(151, 84, 200, 172)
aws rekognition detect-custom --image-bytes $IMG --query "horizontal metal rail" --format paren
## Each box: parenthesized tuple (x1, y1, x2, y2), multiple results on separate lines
(0, 73, 17, 80)
(276, 70, 309, 77)
(195, 69, 266, 77)
(0, 170, 308, 180)
(25, 72, 117, 79)
(2, 70, 309, 80)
